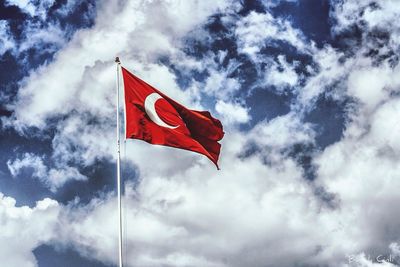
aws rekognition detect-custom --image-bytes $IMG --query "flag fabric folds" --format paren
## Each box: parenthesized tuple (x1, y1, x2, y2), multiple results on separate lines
(121, 67, 224, 168)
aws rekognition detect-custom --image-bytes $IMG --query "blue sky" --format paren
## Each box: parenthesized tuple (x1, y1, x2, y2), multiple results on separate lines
(1, 0, 400, 266)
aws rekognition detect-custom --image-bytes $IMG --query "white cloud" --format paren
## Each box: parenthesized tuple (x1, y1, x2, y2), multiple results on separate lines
(58, 130, 329, 267)
(249, 113, 315, 151)
(0, 193, 60, 267)
(5, 0, 36, 17)
(261, 0, 298, 9)
(235, 11, 309, 61)
(265, 55, 299, 90)
(295, 45, 351, 109)
(346, 61, 400, 118)
(58, 114, 400, 266)
(332, 0, 400, 34)
(308, 4, 400, 261)
(56, 0, 91, 18)
(7, 153, 47, 178)
(347, 66, 390, 111)
(18, 21, 66, 54)
(332, 0, 400, 61)
(5, 0, 55, 20)
(7, 153, 87, 192)
(0, 5, 73, 65)
(0, 21, 15, 56)
(313, 79, 400, 267)
(203, 67, 241, 100)
(215, 100, 250, 125)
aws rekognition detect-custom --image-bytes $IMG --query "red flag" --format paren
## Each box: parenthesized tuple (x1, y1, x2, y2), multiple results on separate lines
(121, 67, 224, 168)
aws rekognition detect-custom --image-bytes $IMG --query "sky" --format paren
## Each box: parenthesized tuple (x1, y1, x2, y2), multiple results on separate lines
(1, 0, 400, 266)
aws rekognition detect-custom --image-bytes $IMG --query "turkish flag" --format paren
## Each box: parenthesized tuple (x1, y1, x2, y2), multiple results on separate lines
(121, 67, 224, 168)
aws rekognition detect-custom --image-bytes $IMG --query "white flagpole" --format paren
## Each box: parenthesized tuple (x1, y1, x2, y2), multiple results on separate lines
(115, 56, 123, 267)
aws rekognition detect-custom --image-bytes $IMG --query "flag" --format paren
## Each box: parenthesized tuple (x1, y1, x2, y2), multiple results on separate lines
(121, 67, 224, 168)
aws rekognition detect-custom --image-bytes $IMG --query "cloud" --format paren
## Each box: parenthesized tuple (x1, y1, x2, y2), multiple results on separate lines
(235, 10, 309, 61)
(261, 0, 298, 9)
(215, 100, 250, 125)
(0, 194, 60, 267)
(18, 21, 66, 54)
(331, 0, 400, 65)
(58, 130, 328, 267)
(57, 108, 399, 267)
(5, 0, 56, 20)
(312, 3, 400, 262)
(295, 44, 350, 109)
(203, 61, 241, 100)
(332, 0, 400, 35)
(314, 96, 400, 256)
(264, 55, 300, 90)
(248, 112, 315, 151)
(55, 0, 92, 17)
(0, 21, 15, 56)
(7, 153, 87, 192)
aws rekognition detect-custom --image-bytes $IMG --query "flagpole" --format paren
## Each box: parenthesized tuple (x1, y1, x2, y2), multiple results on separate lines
(115, 56, 123, 267)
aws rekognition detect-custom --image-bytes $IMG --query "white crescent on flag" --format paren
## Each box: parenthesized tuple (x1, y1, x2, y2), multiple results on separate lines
(144, 93, 179, 129)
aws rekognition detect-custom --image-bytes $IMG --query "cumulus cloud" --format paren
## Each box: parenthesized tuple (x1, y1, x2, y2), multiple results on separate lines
(203, 63, 241, 100)
(18, 21, 66, 54)
(309, 2, 400, 265)
(0, 194, 60, 267)
(7, 153, 87, 192)
(56, 0, 92, 17)
(295, 44, 349, 109)
(331, 0, 400, 68)
(248, 113, 315, 151)
(0, 21, 15, 56)
(332, 0, 400, 36)
(261, 0, 298, 9)
(1, 0, 97, 72)
(215, 100, 250, 125)
(57, 108, 399, 267)
(59, 131, 327, 267)
(264, 55, 300, 90)
(314, 96, 400, 261)
(235, 10, 309, 61)
(5, 0, 55, 20)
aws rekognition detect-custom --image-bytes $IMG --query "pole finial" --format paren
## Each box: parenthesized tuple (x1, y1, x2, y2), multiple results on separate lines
(115, 57, 121, 64)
